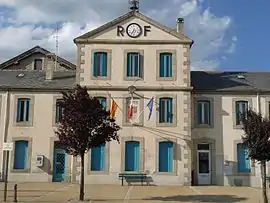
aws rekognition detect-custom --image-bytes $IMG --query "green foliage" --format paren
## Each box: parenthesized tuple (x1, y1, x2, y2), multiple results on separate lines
(55, 84, 121, 156)
(241, 109, 270, 161)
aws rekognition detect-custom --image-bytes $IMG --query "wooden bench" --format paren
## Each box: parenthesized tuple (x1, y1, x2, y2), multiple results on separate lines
(118, 173, 147, 186)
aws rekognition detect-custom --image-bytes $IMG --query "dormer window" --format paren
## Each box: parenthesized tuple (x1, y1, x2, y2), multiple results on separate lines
(34, 59, 42, 71)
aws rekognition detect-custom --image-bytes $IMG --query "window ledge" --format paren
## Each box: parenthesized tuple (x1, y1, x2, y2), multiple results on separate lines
(156, 123, 176, 127)
(235, 172, 254, 176)
(11, 168, 30, 173)
(87, 170, 109, 175)
(157, 77, 174, 81)
(156, 172, 177, 176)
(124, 76, 143, 81)
(91, 76, 109, 80)
(14, 122, 33, 127)
(195, 124, 213, 129)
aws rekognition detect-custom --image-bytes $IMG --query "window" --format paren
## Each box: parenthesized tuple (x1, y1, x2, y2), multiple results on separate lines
(34, 59, 42, 71)
(159, 98, 173, 123)
(235, 101, 248, 125)
(159, 141, 173, 172)
(237, 143, 250, 173)
(14, 140, 28, 170)
(55, 99, 64, 123)
(125, 141, 140, 171)
(159, 53, 172, 77)
(90, 144, 105, 171)
(127, 52, 142, 77)
(16, 98, 30, 122)
(93, 52, 107, 77)
(196, 100, 211, 125)
(96, 97, 107, 110)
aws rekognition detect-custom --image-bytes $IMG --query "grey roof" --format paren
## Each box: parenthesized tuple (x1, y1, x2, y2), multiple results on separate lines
(0, 46, 76, 70)
(74, 11, 193, 45)
(1, 70, 270, 93)
(191, 71, 270, 92)
(0, 71, 76, 90)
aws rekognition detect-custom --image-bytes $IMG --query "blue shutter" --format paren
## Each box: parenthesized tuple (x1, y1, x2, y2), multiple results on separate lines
(127, 53, 132, 77)
(237, 144, 250, 172)
(93, 52, 98, 76)
(125, 141, 140, 171)
(167, 54, 172, 77)
(159, 142, 173, 172)
(91, 144, 105, 171)
(204, 101, 210, 124)
(14, 141, 28, 169)
(25, 99, 30, 121)
(101, 52, 107, 77)
(160, 53, 172, 77)
(134, 53, 139, 77)
(236, 102, 240, 125)
(159, 99, 165, 122)
(167, 99, 173, 123)
(134, 142, 140, 171)
(160, 54, 165, 77)
(16, 99, 21, 122)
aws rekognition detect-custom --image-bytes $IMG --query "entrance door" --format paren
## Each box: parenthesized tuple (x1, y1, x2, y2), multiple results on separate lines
(53, 147, 66, 182)
(197, 149, 211, 185)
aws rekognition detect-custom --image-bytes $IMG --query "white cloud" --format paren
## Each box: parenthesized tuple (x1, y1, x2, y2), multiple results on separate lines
(0, 0, 236, 70)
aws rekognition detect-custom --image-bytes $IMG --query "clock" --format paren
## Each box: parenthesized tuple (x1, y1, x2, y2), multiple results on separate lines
(126, 23, 142, 38)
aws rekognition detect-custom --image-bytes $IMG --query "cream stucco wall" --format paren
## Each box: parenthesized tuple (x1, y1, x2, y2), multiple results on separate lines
(74, 16, 192, 185)
(192, 93, 270, 187)
(0, 92, 73, 182)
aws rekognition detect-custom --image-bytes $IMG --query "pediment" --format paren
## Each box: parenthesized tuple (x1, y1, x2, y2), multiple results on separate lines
(74, 11, 193, 44)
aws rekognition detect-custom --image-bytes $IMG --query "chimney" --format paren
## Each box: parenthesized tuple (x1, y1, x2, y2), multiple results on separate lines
(176, 18, 184, 34)
(45, 53, 56, 80)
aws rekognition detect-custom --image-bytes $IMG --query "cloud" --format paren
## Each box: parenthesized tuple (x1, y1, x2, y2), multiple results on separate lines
(0, 0, 235, 70)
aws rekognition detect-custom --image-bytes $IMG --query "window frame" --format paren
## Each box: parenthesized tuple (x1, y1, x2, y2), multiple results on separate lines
(236, 143, 251, 173)
(193, 97, 214, 128)
(88, 143, 109, 174)
(10, 137, 32, 173)
(232, 98, 252, 129)
(124, 49, 144, 81)
(121, 137, 145, 173)
(156, 50, 177, 81)
(33, 58, 43, 71)
(14, 95, 34, 127)
(156, 138, 177, 175)
(122, 94, 144, 126)
(90, 49, 112, 80)
(156, 94, 177, 127)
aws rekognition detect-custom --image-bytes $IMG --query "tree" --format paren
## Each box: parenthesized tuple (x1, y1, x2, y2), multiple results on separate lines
(241, 109, 270, 203)
(55, 84, 120, 201)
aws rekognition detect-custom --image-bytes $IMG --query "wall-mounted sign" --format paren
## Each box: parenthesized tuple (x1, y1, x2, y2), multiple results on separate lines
(117, 23, 151, 38)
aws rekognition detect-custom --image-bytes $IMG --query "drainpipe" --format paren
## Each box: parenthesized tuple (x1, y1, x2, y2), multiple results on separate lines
(2, 90, 10, 181)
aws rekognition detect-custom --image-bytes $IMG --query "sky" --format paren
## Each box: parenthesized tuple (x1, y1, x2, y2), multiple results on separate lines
(0, 0, 267, 71)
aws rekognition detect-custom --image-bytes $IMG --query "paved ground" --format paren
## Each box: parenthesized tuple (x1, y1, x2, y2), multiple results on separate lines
(0, 182, 266, 203)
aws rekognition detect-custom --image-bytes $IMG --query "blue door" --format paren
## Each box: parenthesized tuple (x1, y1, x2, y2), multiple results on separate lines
(53, 147, 67, 182)
(125, 141, 140, 171)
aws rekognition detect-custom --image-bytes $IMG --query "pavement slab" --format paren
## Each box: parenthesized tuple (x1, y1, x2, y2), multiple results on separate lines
(0, 183, 265, 203)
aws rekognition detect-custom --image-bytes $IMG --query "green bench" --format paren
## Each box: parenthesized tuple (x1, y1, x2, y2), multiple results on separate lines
(118, 173, 147, 186)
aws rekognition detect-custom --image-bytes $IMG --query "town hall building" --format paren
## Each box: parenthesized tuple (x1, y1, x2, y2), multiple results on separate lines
(0, 1, 268, 187)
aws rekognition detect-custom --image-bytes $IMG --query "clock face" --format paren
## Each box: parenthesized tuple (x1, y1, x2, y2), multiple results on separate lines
(126, 23, 142, 38)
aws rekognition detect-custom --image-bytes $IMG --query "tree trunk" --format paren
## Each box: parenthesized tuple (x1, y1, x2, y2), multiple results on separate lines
(261, 160, 268, 203)
(79, 153, 85, 201)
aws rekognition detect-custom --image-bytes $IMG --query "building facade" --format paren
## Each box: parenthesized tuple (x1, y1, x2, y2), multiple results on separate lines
(0, 10, 268, 187)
